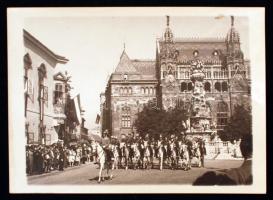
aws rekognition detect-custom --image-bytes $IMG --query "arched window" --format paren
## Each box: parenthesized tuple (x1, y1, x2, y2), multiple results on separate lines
(141, 87, 144, 94)
(222, 82, 228, 92)
(188, 82, 193, 91)
(120, 87, 124, 94)
(215, 82, 221, 92)
(181, 82, 187, 92)
(150, 87, 153, 95)
(128, 87, 132, 94)
(204, 82, 211, 92)
(124, 87, 128, 94)
(145, 87, 149, 95)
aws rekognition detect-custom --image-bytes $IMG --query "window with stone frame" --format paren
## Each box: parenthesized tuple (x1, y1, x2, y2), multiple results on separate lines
(54, 83, 64, 104)
(217, 101, 228, 129)
(121, 106, 131, 128)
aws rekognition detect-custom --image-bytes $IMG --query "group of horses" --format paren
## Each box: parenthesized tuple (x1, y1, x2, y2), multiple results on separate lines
(94, 139, 203, 183)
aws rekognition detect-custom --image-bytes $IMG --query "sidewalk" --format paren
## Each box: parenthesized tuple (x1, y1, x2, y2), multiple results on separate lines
(27, 162, 95, 180)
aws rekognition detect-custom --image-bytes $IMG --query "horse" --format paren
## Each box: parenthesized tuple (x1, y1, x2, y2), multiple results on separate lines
(131, 143, 142, 170)
(169, 142, 178, 170)
(143, 141, 153, 170)
(190, 141, 202, 168)
(157, 141, 166, 171)
(111, 144, 120, 170)
(121, 142, 130, 170)
(178, 143, 191, 170)
(95, 143, 113, 183)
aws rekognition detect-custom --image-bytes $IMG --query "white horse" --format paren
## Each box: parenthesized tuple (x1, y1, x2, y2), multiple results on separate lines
(157, 141, 165, 171)
(121, 143, 130, 170)
(169, 142, 178, 170)
(111, 144, 120, 170)
(143, 141, 152, 169)
(191, 142, 201, 168)
(95, 143, 113, 183)
(131, 143, 142, 170)
(179, 143, 191, 170)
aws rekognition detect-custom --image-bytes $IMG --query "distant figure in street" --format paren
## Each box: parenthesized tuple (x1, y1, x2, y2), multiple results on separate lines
(199, 140, 206, 167)
(58, 146, 65, 171)
(193, 134, 252, 185)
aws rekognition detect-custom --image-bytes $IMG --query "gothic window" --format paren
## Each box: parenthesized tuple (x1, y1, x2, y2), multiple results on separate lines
(121, 106, 131, 128)
(188, 82, 193, 91)
(54, 83, 64, 104)
(222, 82, 228, 92)
(204, 82, 211, 92)
(215, 82, 221, 92)
(181, 82, 187, 92)
(120, 87, 124, 94)
(217, 101, 228, 129)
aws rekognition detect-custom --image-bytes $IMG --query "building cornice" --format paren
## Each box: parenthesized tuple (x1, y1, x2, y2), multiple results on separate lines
(23, 29, 69, 64)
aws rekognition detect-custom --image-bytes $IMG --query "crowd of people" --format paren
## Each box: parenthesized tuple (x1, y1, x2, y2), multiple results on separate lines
(25, 142, 97, 176)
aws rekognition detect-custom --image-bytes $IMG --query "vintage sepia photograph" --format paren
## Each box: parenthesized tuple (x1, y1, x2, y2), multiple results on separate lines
(8, 7, 266, 193)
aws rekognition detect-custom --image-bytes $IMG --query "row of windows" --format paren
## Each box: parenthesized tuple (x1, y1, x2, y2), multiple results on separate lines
(119, 87, 132, 95)
(180, 81, 228, 93)
(141, 87, 156, 95)
(119, 87, 156, 95)
(178, 70, 229, 79)
(119, 101, 229, 129)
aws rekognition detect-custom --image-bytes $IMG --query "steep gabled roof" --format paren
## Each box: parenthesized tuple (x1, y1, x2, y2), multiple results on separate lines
(114, 50, 137, 74)
(132, 59, 156, 79)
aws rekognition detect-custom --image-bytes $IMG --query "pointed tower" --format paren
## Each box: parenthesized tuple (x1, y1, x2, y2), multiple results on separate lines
(160, 15, 179, 109)
(225, 16, 244, 77)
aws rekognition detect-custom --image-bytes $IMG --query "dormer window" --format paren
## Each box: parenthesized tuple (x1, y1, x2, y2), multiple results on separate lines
(123, 74, 128, 80)
(213, 50, 219, 56)
(193, 50, 199, 57)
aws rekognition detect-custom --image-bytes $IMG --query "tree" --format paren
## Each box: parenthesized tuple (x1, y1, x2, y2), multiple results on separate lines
(219, 104, 252, 142)
(134, 101, 189, 139)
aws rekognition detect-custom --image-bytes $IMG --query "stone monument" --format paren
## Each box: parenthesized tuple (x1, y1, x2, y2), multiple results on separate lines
(188, 60, 213, 140)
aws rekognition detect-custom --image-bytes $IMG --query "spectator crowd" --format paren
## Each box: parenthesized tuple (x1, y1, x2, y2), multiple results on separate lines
(26, 141, 98, 176)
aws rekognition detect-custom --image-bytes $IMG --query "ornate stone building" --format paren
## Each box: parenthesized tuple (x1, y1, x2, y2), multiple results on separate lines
(101, 16, 251, 139)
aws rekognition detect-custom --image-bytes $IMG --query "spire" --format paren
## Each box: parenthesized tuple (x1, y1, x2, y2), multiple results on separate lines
(164, 15, 173, 43)
(167, 15, 170, 27)
(123, 42, 126, 51)
(226, 15, 240, 43)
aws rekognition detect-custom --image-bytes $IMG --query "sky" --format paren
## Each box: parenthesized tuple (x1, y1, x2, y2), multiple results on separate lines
(24, 16, 249, 132)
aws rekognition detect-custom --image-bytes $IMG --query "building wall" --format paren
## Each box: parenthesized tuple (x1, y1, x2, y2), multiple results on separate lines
(24, 45, 58, 144)
(110, 83, 157, 139)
